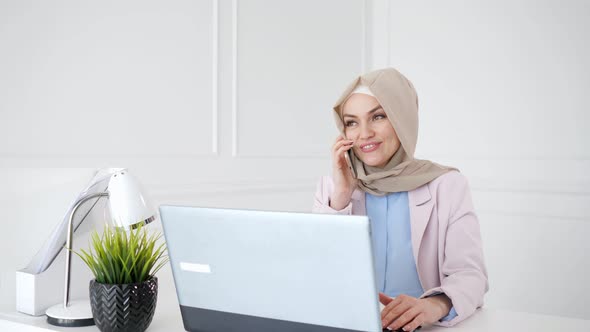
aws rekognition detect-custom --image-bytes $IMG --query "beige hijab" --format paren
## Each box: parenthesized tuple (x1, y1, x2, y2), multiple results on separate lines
(333, 67, 458, 195)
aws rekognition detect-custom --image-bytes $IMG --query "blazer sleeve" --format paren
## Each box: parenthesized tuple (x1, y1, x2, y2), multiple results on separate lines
(312, 176, 353, 215)
(421, 172, 489, 327)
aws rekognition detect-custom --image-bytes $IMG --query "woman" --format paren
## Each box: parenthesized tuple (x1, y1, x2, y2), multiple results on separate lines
(313, 68, 488, 330)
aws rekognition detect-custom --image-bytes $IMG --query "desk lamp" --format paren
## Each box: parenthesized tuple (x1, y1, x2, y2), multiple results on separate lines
(45, 169, 156, 327)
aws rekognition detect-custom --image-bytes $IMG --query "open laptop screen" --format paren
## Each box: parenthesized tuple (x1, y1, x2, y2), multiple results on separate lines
(160, 205, 381, 332)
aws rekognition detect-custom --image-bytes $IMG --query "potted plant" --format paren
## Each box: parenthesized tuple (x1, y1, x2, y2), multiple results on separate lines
(74, 224, 169, 332)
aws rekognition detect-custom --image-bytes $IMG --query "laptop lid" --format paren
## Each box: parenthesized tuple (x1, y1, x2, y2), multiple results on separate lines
(160, 205, 381, 332)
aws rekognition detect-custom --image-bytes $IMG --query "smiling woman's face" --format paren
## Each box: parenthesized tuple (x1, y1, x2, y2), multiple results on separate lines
(341, 93, 401, 168)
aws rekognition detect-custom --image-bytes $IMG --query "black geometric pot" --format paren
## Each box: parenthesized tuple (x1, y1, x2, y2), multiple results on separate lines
(89, 277, 158, 332)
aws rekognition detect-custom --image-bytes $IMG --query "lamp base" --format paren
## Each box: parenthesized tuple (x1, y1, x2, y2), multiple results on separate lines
(46, 300, 95, 327)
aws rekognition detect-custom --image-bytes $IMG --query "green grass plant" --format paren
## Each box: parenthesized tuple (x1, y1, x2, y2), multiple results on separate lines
(74, 224, 169, 284)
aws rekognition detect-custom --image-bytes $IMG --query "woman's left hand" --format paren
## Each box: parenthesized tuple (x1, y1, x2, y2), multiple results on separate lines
(379, 293, 452, 331)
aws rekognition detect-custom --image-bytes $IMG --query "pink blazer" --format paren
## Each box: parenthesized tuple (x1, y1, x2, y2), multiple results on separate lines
(312, 171, 488, 327)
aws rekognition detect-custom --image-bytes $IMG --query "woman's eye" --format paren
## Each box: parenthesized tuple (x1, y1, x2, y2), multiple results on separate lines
(374, 114, 386, 120)
(345, 121, 357, 127)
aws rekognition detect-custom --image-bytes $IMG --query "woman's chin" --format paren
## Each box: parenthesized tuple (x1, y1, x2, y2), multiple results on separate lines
(361, 158, 386, 168)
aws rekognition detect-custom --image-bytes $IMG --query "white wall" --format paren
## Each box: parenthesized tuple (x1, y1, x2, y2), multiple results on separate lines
(0, 0, 589, 320)
(0, 0, 366, 313)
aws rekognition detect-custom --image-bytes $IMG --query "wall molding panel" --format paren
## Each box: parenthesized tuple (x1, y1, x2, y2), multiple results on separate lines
(231, 0, 368, 158)
(0, 0, 219, 160)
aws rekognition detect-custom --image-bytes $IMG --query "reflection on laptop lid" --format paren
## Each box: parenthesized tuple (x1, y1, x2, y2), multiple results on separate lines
(160, 205, 381, 332)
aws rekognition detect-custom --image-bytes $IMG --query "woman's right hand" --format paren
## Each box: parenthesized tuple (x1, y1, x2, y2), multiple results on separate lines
(330, 136, 358, 210)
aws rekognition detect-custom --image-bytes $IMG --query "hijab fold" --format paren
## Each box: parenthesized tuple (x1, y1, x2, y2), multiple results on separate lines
(333, 68, 458, 196)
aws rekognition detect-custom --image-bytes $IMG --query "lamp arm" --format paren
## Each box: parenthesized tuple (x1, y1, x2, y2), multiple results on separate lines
(63, 192, 109, 308)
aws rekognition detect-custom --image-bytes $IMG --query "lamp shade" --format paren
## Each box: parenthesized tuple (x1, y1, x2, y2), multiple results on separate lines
(107, 169, 156, 229)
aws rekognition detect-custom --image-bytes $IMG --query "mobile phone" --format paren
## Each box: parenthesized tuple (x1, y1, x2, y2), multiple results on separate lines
(344, 149, 357, 179)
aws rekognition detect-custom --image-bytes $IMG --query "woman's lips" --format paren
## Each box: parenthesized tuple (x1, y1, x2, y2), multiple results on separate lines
(360, 142, 381, 153)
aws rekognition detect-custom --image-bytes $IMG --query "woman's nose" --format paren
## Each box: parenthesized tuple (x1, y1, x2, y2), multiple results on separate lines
(359, 123, 375, 139)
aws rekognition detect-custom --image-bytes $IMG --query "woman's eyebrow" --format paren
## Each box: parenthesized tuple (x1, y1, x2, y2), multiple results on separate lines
(343, 105, 383, 118)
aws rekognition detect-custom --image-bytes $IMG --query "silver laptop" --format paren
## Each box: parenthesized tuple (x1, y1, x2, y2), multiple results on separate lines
(159, 205, 382, 332)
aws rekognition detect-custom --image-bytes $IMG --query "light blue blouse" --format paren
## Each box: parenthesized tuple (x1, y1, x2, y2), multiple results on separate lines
(365, 192, 457, 322)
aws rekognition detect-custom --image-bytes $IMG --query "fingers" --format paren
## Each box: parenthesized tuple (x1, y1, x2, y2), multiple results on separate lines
(399, 313, 425, 332)
(331, 135, 357, 192)
(333, 142, 354, 170)
(386, 306, 421, 331)
(332, 136, 354, 168)
(381, 295, 403, 317)
(379, 293, 393, 305)
(381, 299, 411, 328)
(334, 143, 353, 160)
(333, 134, 351, 144)
(333, 135, 345, 145)
(332, 138, 354, 154)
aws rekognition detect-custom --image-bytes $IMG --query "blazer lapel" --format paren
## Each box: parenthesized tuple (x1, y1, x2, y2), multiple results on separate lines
(351, 188, 366, 214)
(408, 184, 434, 265)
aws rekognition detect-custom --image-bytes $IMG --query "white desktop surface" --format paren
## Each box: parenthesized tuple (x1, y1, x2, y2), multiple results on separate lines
(1, 306, 590, 332)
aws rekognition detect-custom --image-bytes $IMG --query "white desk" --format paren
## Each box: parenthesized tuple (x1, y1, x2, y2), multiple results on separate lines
(1, 307, 590, 332)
